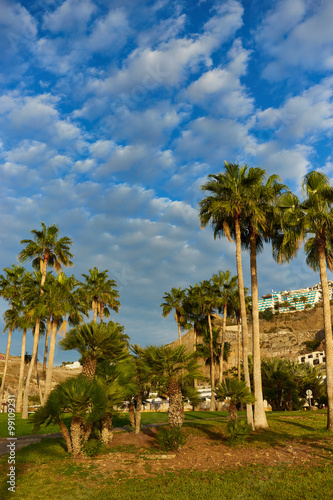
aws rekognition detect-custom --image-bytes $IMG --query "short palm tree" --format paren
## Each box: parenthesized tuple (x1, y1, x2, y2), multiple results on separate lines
(141, 345, 202, 428)
(215, 377, 255, 422)
(161, 287, 186, 345)
(32, 376, 106, 457)
(59, 321, 129, 380)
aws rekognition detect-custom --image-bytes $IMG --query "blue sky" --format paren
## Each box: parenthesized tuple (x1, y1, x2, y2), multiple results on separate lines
(1, 0, 333, 364)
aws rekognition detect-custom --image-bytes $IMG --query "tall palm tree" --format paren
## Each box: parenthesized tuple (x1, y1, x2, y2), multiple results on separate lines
(80, 267, 120, 323)
(212, 270, 238, 385)
(240, 171, 286, 429)
(0, 265, 26, 408)
(141, 345, 202, 428)
(200, 279, 219, 410)
(273, 171, 333, 430)
(59, 321, 129, 380)
(42, 273, 81, 401)
(200, 163, 260, 428)
(161, 287, 186, 345)
(18, 222, 73, 419)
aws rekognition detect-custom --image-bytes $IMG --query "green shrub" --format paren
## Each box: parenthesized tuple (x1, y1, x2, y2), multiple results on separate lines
(226, 419, 251, 444)
(83, 439, 103, 457)
(156, 426, 187, 451)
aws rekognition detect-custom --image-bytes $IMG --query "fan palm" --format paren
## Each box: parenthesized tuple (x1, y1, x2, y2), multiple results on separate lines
(0, 264, 26, 407)
(31, 376, 106, 458)
(80, 267, 120, 323)
(141, 345, 202, 428)
(273, 171, 333, 429)
(161, 287, 186, 345)
(19, 223, 73, 418)
(59, 321, 129, 380)
(215, 377, 255, 422)
(211, 270, 238, 384)
(200, 162, 261, 427)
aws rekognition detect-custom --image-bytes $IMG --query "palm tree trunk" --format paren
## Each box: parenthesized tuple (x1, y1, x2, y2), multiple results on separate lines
(177, 320, 182, 345)
(22, 318, 41, 419)
(207, 313, 216, 411)
(318, 242, 333, 431)
(70, 416, 83, 458)
(0, 328, 13, 410)
(135, 394, 142, 434)
(81, 356, 97, 380)
(234, 217, 254, 428)
(250, 233, 268, 429)
(58, 419, 72, 454)
(101, 414, 113, 444)
(92, 300, 98, 323)
(219, 303, 227, 384)
(193, 324, 198, 391)
(237, 319, 241, 381)
(168, 378, 184, 428)
(129, 402, 135, 428)
(44, 319, 58, 401)
(42, 318, 51, 379)
(16, 329, 27, 413)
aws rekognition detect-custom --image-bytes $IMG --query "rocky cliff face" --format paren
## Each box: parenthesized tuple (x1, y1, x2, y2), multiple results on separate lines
(169, 306, 329, 378)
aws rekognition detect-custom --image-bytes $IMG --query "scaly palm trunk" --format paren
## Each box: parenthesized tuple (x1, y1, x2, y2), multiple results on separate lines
(0, 327, 13, 410)
(16, 329, 27, 413)
(129, 402, 135, 428)
(250, 233, 268, 429)
(92, 299, 98, 323)
(228, 401, 238, 422)
(42, 317, 52, 379)
(235, 217, 254, 428)
(135, 394, 142, 434)
(177, 319, 182, 345)
(81, 356, 97, 380)
(71, 416, 83, 458)
(101, 414, 113, 444)
(168, 378, 184, 428)
(208, 313, 216, 411)
(58, 419, 72, 454)
(43, 319, 58, 401)
(318, 242, 333, 431)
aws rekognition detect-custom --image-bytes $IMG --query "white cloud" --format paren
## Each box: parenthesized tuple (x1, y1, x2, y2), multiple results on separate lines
(42, 0, 96, 33)
(256, 0, 333, 79)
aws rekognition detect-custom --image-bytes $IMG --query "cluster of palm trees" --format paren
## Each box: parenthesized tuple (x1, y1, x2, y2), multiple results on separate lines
(0, 223, 120, 418)
(161, 271, 244, 411)
(199, 163, 333, 431)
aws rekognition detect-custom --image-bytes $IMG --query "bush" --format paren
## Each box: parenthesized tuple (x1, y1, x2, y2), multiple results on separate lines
(156, 426, 187, 451)
(226, 419, 251, 444)
(259, 308, 274, 321)
(83, 439, 103, 457)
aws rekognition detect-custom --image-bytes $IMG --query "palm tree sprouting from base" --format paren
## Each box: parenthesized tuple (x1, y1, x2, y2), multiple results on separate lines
(31, 376, 106, 458)
(18, 222, 73, 419)
(161, 287, 186, 345)
(141, 345, 202, 428)
(273, 171, 333, 430)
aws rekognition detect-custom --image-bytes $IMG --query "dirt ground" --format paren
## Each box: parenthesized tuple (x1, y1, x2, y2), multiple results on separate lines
(82, 426, 331, 478)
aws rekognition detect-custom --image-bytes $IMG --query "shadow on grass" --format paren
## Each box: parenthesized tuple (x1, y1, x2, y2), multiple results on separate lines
(0, 438, 67, 499)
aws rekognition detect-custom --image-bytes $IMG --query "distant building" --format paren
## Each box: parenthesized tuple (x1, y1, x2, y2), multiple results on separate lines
(65, 361, 81, 370)
(298, 351, 326, 367)
(257, 283, 330, 313)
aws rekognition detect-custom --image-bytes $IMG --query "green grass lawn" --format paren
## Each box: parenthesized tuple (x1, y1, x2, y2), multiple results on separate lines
(0, 411, 229, 438)
(0, 411, 332, 499)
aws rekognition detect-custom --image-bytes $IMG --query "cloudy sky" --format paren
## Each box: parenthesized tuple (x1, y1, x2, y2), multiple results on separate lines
(1, 0, 333, 364)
